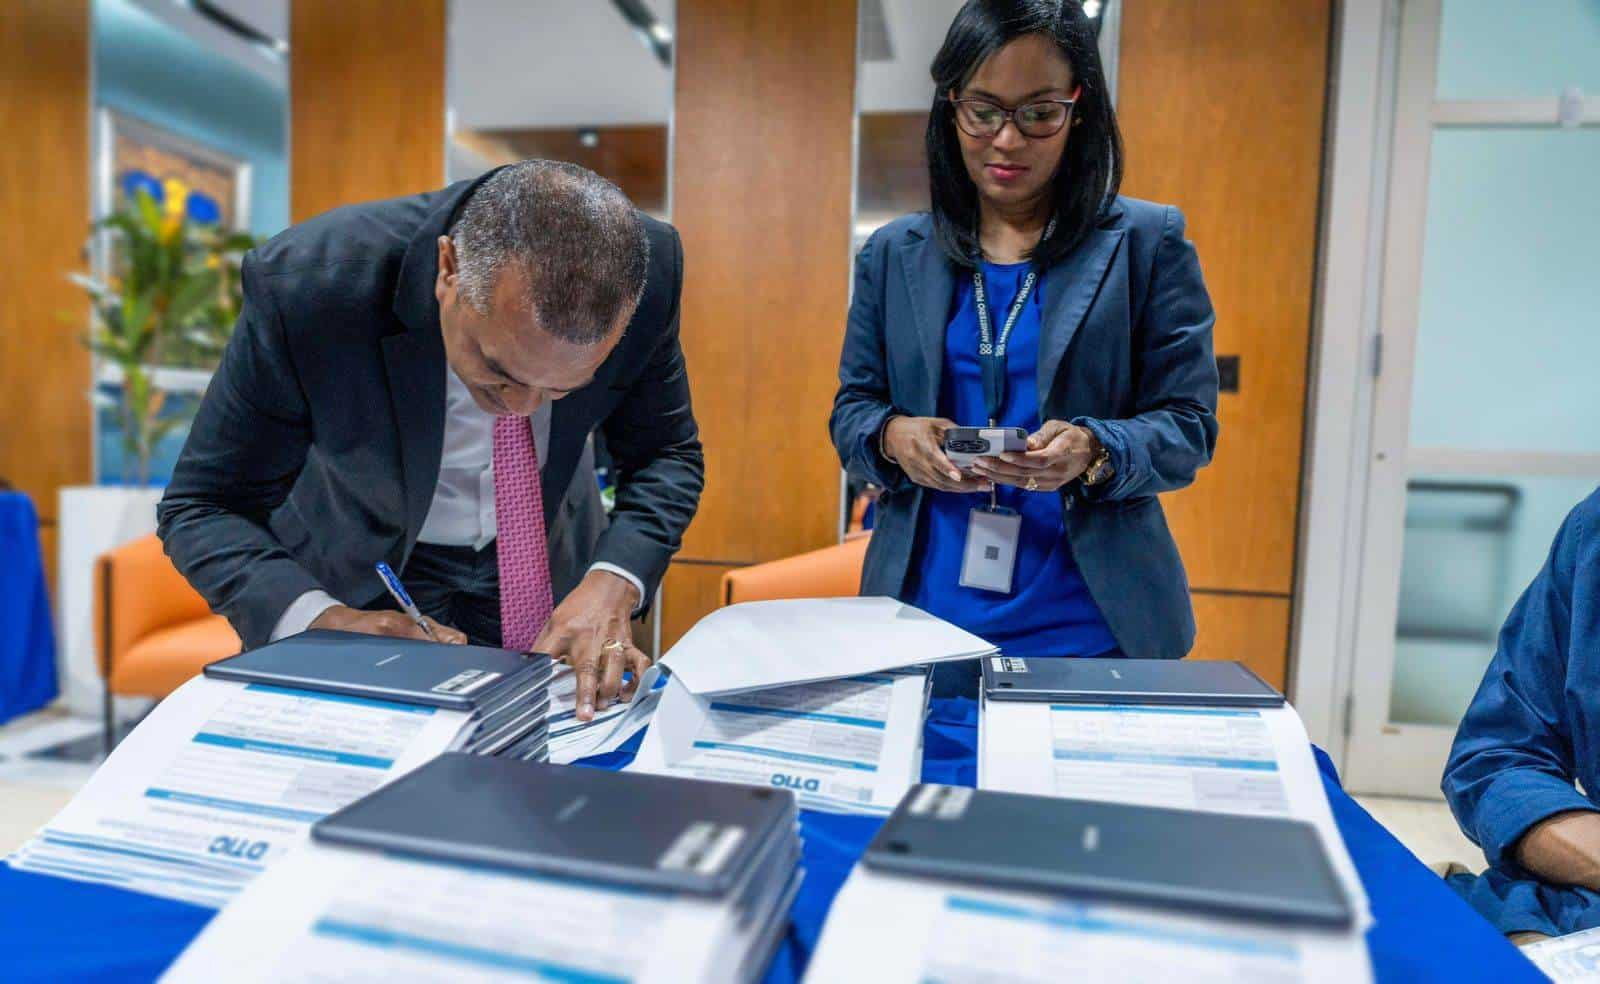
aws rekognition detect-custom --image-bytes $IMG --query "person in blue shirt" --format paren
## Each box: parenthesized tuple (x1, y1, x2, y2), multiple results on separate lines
(1443, 486, 1600, 942)
(830, 0, 1218, 695)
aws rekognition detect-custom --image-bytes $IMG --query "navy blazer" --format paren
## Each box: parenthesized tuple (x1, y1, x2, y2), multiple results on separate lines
(158, 174, 703, 649)
(830, 197, 1219, 660)
(1440, 488, 1600, 936)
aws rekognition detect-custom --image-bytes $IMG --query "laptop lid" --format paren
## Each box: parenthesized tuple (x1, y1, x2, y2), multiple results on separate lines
(313, 753, 796, 897)
(982, 657, 1284, 707)
(204, 630, 550, 711)
(864, 785, 1350, 928)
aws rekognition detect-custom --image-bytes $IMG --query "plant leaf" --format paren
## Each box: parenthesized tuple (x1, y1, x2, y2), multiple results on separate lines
(166, 268, 221, 326)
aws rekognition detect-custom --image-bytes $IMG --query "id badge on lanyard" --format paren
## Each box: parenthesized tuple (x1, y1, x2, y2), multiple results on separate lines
(960, 230, 1048, 596)
(961, 504, 1022, 593)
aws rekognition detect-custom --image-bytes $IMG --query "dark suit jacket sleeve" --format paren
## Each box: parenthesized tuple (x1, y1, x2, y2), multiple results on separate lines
(1442, 496, 1599, 871)
(594, 228, 705, 600)
(156, 255, 323, 648)
(830, 230, 910, 493)
(1075, 206, 1220, 501)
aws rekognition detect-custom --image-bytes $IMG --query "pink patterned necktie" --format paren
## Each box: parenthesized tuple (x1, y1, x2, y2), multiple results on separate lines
(493, 415, 554, 651)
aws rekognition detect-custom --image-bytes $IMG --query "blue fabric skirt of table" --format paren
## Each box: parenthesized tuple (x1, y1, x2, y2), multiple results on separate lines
(0, 491, 59, 725)
(0, 697, 1540, 982)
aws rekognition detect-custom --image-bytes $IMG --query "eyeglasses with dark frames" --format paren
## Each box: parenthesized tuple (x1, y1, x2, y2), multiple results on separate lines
(949, 86, 1083, 139)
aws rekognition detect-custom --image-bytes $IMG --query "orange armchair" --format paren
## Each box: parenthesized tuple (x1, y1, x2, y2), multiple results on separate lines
(95, 533, 240, 750)
(721, 534, 870, 605)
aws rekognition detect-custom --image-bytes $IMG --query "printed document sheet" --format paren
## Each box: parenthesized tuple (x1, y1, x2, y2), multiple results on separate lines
(1043, 704, 1288, 815)
(981, 697, 1371, 928)
(544, 665, 660, 764)
(805, 868, 1372, 983)
(1525, 926, 1600, 981)
(621, 597, 994, 704)
(630, 671, 927, 815)
(163, 842, 793, 984)
(7, 676, 465, 907)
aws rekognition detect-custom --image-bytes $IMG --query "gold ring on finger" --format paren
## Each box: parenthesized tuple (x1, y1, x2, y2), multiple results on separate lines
(1025, 477, 1039, 492)
(601, 639, 626, 652)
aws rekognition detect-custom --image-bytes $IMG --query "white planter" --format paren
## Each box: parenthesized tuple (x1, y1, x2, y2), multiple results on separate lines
(56, 485, 166, 718)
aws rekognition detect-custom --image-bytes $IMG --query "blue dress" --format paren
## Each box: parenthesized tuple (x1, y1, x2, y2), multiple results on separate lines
(907, 261, 1118, 669)
(1443, 486, 1600, 936)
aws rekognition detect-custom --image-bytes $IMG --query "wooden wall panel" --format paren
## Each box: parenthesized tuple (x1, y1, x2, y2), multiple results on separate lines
(289, 0, 445, 222)
(463, 125, 669, 218)
(1189, 593, 1292, 692)
(661, 563, 740, 651)
(664, 0, 857, 644)
(0, 1, 92, 528)
(1117, 0, 1331, 597)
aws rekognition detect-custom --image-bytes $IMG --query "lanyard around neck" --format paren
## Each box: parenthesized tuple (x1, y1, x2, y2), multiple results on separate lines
(972, 217, 1055, 426)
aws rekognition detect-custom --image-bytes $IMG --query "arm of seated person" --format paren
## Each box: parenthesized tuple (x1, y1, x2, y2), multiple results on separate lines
(1516, 810, 1600, 890)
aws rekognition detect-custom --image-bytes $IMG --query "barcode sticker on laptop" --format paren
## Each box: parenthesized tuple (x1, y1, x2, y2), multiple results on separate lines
(432, 669, 503, 695)
(658, 821, 747, 876)
(991, 657, 1029, 673)
(907, 785, 973, 821)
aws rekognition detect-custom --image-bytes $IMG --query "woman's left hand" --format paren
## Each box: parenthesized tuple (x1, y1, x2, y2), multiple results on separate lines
(970, 420, 1101, 493)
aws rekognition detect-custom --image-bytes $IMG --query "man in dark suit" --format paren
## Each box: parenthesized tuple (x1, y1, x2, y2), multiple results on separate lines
(157, 161, 703, 720)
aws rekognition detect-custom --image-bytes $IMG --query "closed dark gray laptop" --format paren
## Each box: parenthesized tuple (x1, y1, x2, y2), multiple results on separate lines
(204, 629, 550, 712)
(313, 753, 796, 897)
(864, 785, 1351, 928)
(982, 656, 1283, 707)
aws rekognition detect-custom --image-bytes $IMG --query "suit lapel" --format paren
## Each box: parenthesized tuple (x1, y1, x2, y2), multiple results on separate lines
(380, 328, 446, 547)
(543, 400, 574, 528)
(1036, 225, 1126, 406)
(385, 175, 494, 548)
(899, 234, 956, 415)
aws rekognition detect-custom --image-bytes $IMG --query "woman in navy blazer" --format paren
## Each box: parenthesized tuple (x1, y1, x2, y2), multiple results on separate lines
(831, 0, 1218, 679)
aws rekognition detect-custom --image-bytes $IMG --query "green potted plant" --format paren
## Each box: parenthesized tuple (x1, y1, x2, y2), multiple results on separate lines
(55, 184, 260, 718)
(72, 185, 257, 485)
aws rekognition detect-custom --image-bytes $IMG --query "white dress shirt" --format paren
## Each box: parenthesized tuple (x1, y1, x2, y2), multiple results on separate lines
(271, 367, 642, 641)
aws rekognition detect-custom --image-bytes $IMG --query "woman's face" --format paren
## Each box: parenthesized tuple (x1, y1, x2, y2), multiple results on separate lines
(952, 33, 1076, 215)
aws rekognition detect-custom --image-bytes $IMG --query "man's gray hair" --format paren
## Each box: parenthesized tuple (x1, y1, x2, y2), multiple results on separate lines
(450, 160, 649, 344)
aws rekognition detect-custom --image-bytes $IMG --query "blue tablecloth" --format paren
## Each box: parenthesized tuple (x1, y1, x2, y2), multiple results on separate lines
(0, 698, 1539, 982)
(0, 491, 58, 725)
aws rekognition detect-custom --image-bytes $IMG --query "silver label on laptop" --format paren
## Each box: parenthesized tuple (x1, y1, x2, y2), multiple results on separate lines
(991, 657, 1029, 673)
(907, 785, 973, 820)
(431, 668, 502, 695)
(658, 820, 746, 876)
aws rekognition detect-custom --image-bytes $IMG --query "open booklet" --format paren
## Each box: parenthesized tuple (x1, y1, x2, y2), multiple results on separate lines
(6, 676, 469, 907)
(629, 670, 929, 815)
(618, 597, 994, 815)
(595, 596, 996, 750)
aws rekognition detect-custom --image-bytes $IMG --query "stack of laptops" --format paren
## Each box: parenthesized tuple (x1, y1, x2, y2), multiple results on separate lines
(162, 754, 806, 984)
(205, 629, 554, 762)
(807, 784, 1370, 981)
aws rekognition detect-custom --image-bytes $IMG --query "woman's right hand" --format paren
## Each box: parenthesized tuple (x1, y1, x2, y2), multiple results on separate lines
(882, 416, 992, 493)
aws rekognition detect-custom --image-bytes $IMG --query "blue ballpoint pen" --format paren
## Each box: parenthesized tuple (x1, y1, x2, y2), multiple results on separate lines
(374, 562, 437, 640)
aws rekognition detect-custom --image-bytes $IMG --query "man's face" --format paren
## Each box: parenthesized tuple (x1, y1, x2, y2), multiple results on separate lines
(434, 236, 626, 417)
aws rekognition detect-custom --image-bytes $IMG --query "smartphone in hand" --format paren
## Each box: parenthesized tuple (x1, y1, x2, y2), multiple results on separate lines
(942, 426, 1028, 468)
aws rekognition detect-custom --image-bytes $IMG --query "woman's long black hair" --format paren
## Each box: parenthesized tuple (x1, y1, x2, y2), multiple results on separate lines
(926, 0, 1123, 268)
